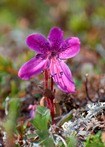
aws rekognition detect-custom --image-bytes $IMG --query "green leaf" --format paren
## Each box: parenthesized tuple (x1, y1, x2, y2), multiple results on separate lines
(27, 133, 38, 139)
(4, 98, 20, 135)
(31, 106, 51, 131)
(84, 132, 105, 147)
(31, 106, 54, 146)
(37, 130, 54, 147)
(66, 136, 77, 147)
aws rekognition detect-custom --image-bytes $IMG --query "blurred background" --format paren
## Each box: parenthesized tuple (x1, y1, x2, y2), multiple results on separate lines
(0, 0, 105, 100)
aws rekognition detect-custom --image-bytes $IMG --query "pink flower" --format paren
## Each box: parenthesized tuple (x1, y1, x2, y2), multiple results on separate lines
(18, 27, 80, 93)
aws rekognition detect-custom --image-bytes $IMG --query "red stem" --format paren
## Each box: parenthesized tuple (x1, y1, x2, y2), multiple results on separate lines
(51, 77, 54, 91)
(44, 69, 49, 89)
(44, 70, 55, 123)
(45, 97, 55, 123)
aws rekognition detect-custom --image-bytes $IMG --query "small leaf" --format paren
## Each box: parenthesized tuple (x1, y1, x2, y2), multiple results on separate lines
(84, 132, 105, 147)
(27, 133, 38, 139)
(66, 136, 77, 147)
(37, 130, 54, 147)
(31, 106, 51, 130)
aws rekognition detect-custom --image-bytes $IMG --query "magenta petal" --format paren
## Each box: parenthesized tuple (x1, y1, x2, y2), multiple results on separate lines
(26, 33, 50, 53)
(59, 60, 73, 81)
(50, 58, 75, 93)
(18, 55, 48, 80)
(48, 27, 63, 51)
(59, 37, 80, 59)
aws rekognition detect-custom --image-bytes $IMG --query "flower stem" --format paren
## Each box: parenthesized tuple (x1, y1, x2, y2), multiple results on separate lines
(46, 97, 54, 122)
(44, 69, 49, 89)
(43, 70, 55, 123)
(51, 77, 54, 91)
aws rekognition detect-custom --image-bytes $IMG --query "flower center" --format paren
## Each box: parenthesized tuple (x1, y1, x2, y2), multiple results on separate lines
(47, 51, 59, 59)
(51, 51, 56, 57)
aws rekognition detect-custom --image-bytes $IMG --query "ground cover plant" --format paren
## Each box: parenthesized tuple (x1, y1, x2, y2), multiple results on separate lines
(0, 0, 105, 147)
